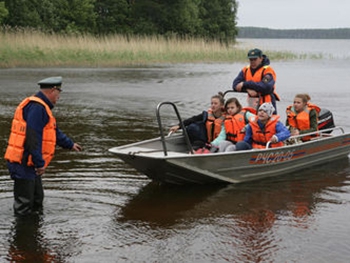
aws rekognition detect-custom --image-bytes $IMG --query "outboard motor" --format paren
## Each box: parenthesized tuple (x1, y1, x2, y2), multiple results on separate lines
(318, 108, 335, 133)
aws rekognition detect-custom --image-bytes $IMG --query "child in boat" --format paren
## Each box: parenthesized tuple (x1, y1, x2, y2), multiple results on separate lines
(235, 102, 290, 150)
(210, 97, 256, 152)
(169, 93, 225, 150)
(286, 93, 320, 142)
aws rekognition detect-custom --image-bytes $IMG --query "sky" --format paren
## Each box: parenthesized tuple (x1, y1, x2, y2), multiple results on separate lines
(237, 0, 350, 29)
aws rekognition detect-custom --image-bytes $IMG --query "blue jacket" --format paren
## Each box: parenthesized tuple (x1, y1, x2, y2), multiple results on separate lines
(7, 91, 74, 179)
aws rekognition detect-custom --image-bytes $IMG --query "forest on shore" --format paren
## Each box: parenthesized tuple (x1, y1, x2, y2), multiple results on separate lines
(1, 1, 349, 44)
(0, 0, 238, 44)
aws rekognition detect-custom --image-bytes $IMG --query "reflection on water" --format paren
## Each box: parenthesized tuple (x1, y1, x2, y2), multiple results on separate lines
(118, 183, 224, 226)
(7, 214, 60, 262)
(115, 158, 350, 262)
(120, 158, 350, 227)
(1, 63, 350, 262)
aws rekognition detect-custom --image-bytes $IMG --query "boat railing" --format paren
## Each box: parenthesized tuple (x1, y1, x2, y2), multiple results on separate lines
(266, 126, 344, 148)
(222, 89, 260, 112)
(156, 102, 194, 156)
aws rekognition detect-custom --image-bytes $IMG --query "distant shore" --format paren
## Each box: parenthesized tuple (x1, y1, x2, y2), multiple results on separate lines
(237, 27, 350, 39)
(0, 30, 301, 68)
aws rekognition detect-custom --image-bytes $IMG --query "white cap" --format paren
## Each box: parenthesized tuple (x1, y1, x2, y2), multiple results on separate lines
(258, 102, 275, 117)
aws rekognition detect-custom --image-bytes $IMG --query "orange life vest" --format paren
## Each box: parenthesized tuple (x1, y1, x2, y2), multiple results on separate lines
(286, 103, 320, 141)
(243, 65, 280, 104)
(4, 96, 57, 167)
(249, 115, 284, 148)
(205, 109, 225, 142)
(224, 110, 251, 143)
(243, 106, 257, 115)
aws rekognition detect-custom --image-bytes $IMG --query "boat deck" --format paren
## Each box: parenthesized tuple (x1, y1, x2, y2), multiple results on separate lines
(109, 145, 190, 158)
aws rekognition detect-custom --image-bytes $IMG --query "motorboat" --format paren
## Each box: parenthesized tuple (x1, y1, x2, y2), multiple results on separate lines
(109, 101, 350, 184)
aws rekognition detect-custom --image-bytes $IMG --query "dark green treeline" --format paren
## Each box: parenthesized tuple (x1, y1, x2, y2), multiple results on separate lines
(1, 0, 238, 43)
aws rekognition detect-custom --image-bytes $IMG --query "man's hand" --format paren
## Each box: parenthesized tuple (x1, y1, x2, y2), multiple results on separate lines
(35, 167, 45, 176)
(247, 89, 258, 97)
(72, 143, 83, 151)
(235, 82, 244, 92)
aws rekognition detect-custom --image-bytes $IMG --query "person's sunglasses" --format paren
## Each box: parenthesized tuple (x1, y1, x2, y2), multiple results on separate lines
(53, 86, 62, 92)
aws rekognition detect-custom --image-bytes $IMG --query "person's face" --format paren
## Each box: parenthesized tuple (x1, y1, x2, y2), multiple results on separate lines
(293, 97, 306, 113)
(226, 102, 239, 116)
(48, 86, 61, 105)
(258, 109, 269, 122)
(211, 98, 223, 113)
(247, 97, 259, 108)
(249, 56, 263, 69)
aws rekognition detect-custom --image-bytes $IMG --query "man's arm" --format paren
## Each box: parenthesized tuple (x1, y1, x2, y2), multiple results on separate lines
(56, 127, 74, 149)
(243, 73, 275, 95)
(232, 70, 246, 92)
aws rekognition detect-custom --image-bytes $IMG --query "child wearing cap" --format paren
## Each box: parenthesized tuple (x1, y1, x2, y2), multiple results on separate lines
(235, 103, 290, 150)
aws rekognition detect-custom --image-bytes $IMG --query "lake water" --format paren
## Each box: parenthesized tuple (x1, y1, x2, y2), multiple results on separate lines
(1, 39, 350, 262)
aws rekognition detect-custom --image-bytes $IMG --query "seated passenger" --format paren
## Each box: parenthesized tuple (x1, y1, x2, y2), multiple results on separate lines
(236, 103, 290, 150)
(286, 93, 320, 141)
(169, 94, 225, 150)
(246, 96, 259, 115)
(210, 97, 256, 152)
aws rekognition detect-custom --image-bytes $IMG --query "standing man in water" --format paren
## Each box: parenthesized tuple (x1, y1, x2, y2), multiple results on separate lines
(4, 76, 83, 216)
(232, 48, 280, 113)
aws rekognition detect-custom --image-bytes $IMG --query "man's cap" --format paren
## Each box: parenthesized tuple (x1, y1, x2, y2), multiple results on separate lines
(38, 76, 62, 88)
(247, 48, 263, 58)
(258, 102, 275, 117)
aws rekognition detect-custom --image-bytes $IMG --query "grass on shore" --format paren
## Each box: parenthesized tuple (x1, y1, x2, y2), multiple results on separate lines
(0, 30, 300, 68)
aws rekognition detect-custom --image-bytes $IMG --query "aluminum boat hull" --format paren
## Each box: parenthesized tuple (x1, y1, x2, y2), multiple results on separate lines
(109, 130, 350, 184)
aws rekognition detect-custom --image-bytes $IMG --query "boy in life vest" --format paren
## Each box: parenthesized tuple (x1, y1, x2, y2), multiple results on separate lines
(235, 103, 290, 150)
(232, 48, 280, 114)
(169, 94, 226, 150)
(286, 93, 320, 142)
(4, 76, 83, 216)
(210, 97, 256, 152)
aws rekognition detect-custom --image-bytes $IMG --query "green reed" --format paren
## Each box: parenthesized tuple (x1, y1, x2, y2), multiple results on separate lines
(0, 29, 301, 68)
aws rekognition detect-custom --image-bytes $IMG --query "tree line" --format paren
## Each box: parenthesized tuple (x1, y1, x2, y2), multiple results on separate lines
(238, 27, 350, 39)
(0, 0, 238, 43)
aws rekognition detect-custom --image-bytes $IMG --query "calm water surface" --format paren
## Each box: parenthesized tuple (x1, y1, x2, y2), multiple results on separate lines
(1, 39, 350, 262)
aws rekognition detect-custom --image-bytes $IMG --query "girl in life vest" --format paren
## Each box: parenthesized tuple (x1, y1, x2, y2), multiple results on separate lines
(169, 94, 225, 150)
(286, 93, 320, 142)
(210, 97, 256, 152)
(236, 103, 290, 150)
